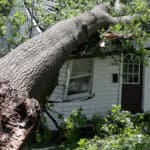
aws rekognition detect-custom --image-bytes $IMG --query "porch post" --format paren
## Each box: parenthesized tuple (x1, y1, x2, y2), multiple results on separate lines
(118, 53, 123, 105)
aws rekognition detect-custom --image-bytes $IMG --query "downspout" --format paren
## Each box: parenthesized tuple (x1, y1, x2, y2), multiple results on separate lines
(117, 53, 123, 105)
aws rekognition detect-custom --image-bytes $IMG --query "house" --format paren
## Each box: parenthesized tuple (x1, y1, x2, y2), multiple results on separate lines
(46, 36, 150, 129)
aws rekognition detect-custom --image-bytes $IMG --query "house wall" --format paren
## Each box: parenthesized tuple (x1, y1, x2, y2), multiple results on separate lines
(47, 56, 120, 130)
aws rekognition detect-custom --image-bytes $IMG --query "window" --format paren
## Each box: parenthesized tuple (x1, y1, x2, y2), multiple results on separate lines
(64, 59, 93, 100)
(123, 55, 140, 84)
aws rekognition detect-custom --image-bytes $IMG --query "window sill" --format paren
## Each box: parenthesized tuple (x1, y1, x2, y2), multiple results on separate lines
(63, 93, 95, 102)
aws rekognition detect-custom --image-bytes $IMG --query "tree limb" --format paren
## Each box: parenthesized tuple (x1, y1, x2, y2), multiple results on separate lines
(43, 109, 62, 131)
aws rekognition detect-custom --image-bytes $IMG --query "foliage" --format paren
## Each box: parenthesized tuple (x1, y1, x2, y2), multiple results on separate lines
(132, 112, 150, 135)
(97, 0, 150, 64)
(92, 105, 134, 137)
(25, 105, 150, 150)
(29, 113, 52, 149)
(76, 134, 150, 150)
(0, 0, 15, 16)
(0, 0, 28, 56)
(58, 105, 150, 150)
(51, 0, 102, 21)
(61, 108, 88, 131)
(60, 108, 88, 149)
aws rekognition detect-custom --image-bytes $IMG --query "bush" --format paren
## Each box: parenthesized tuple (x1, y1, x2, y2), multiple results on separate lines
(92, 105, 134, 137)
(60, 108, 88, 149)
(76, 134, 150, 150)
(131, 112, 150, 135)
(59, 105, 150, 150)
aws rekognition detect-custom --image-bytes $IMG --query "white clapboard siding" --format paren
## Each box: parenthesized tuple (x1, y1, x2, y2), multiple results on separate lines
(91, 56, 119, 114)
(47, 56, 120, 130)
(144, 38, 150, 48)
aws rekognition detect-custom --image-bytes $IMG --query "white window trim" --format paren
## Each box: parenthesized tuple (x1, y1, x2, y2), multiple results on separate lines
(123, 57, 141, 84)
(64, 61, 72, 100)
(64, 58, 94, 101)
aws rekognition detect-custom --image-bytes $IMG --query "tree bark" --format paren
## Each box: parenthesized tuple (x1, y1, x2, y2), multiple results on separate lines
(0, 3, 136, 150)
(0, 81, 40, 150)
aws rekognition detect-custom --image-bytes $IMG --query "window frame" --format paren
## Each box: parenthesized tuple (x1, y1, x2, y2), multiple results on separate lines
(123, 56, 141, 84)
(64, 58, 94, 101)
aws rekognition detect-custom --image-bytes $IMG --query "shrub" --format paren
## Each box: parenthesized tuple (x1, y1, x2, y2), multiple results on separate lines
(60, 108, 88, 149)
(92, 105, 134, 137)
(59, 105, 150, 150)
(91, 114, 105, 136)
(76, 133, 150, 150)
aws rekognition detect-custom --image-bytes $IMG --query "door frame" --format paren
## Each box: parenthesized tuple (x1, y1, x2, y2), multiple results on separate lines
(118, 54, 144, 112)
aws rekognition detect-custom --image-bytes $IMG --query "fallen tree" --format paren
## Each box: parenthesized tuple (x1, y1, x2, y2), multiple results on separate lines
(0, 1, 147, 150)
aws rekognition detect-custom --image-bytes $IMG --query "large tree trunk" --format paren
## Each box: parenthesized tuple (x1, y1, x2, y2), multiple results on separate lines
(0, 3, 136, 150)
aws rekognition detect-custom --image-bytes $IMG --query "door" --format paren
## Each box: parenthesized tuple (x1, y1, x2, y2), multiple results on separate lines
(121, 55, 143, 113)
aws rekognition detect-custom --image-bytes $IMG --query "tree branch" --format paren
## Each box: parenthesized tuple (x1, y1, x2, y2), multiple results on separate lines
(43, 109, 63, 131)
(114, 0, 124, 16)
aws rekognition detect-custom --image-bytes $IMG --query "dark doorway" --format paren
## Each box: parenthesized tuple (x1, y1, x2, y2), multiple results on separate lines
(121, 56, 143, 113)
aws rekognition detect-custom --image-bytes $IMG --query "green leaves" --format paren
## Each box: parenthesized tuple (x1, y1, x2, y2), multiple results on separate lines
(0, 0, 15, 37)
(0, 0, 15, 16)
(0, 16, 6, 35)
(13, 11, 27, 25)
(0, 0, 28, 56)
(98, 0, 150, 63)
(60, 105, 150, 150)
(49, 0, 102, 22)
(61, 108, 88, 131)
